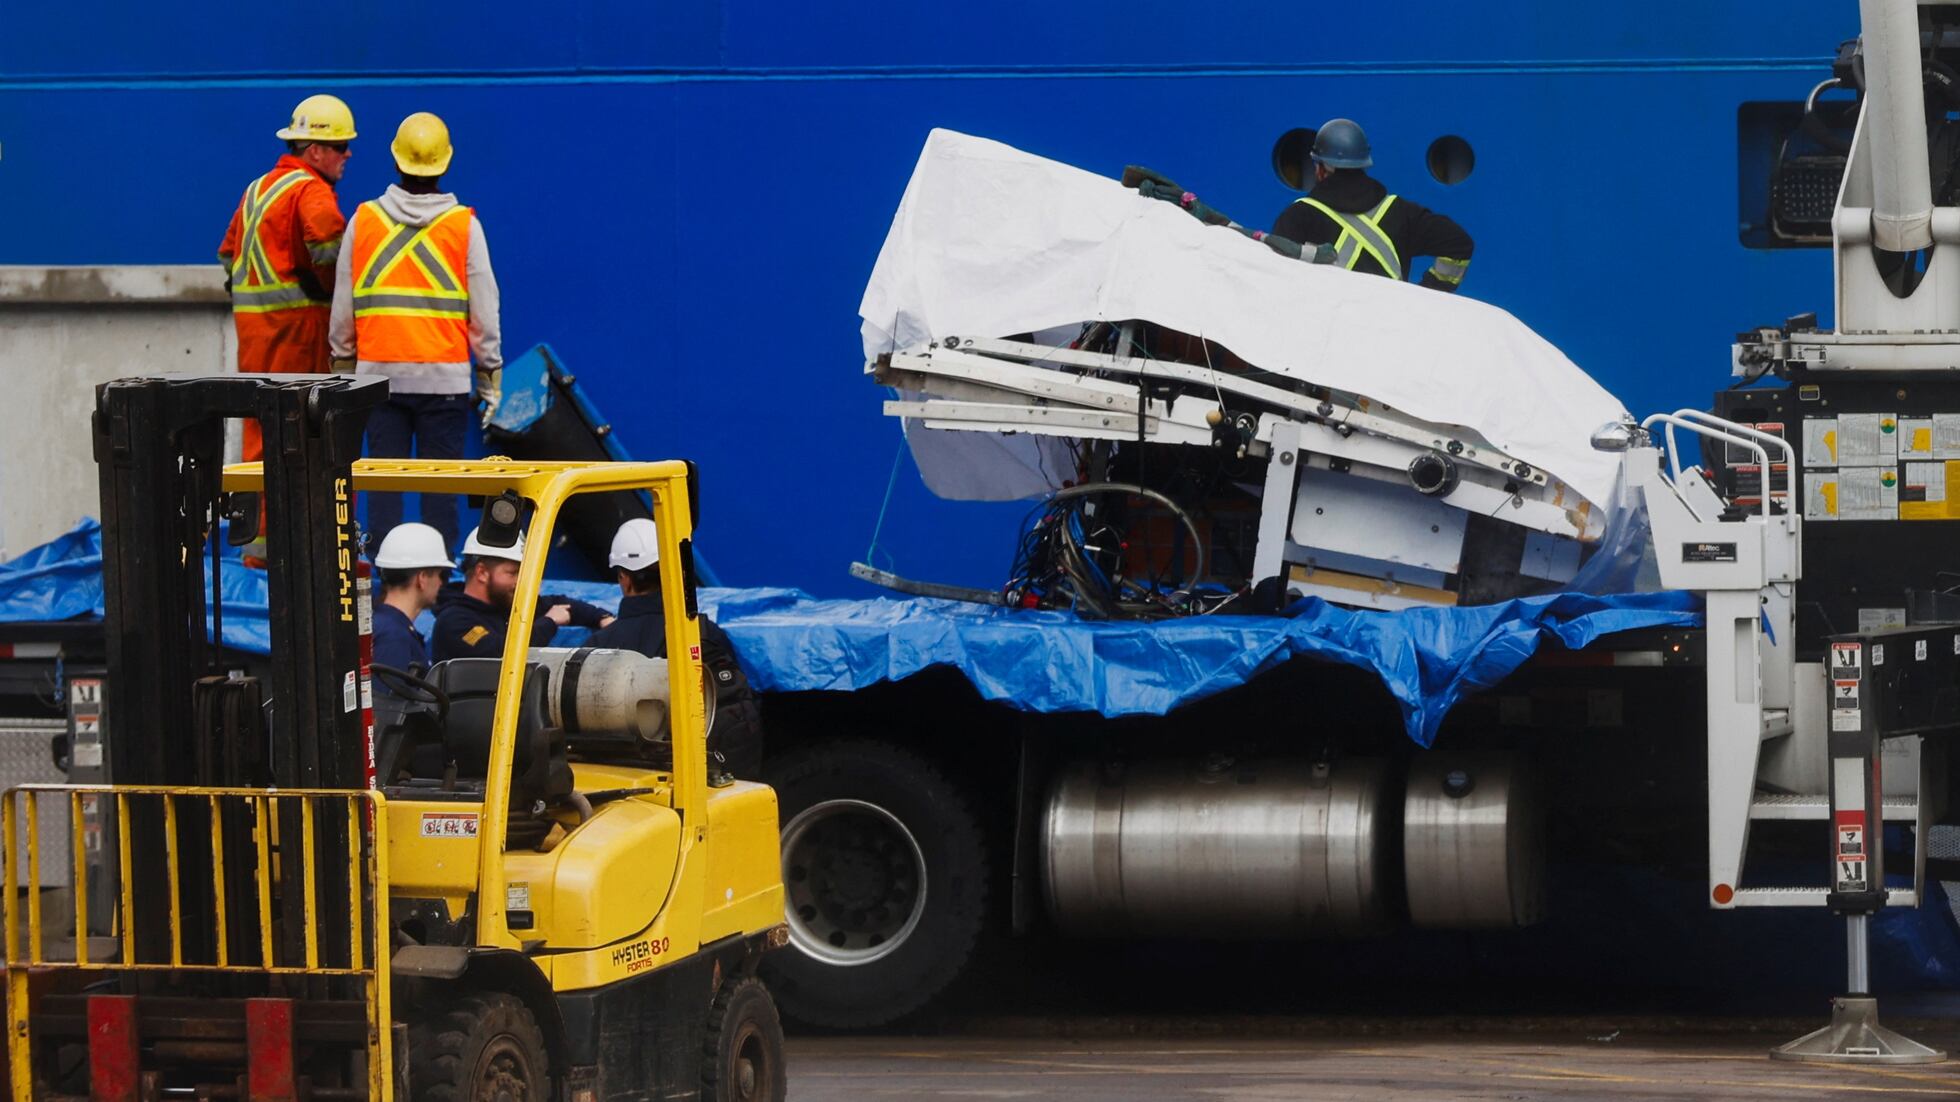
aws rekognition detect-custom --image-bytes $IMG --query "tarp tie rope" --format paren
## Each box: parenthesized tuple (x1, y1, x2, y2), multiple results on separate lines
(863, 435, 909, 571)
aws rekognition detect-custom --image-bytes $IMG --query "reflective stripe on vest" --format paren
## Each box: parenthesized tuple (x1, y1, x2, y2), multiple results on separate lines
(229, 170, 316, 314)
(350, 202, 473, 363)
(1296, 195, 1402, 281)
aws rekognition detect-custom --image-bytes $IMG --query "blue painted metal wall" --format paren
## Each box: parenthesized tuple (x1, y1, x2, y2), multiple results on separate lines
(0, 1, 1856, 592)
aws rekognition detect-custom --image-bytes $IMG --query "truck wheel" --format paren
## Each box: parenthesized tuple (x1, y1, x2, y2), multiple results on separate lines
(702, 976, 788, 1102)
(762, 738, 988, 1028)
(407, 992, 551, 1102)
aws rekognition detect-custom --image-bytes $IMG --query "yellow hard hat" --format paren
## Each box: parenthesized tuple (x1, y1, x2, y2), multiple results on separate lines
(275, 94, 357, 142)
(391, 112, 453, 177)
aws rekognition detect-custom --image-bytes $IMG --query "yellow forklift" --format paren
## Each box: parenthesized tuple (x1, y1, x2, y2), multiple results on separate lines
(2, 375, 788, 1099)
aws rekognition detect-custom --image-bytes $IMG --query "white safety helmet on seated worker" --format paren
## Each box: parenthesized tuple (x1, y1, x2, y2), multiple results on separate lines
(461, 526, 526, 563)
(372, 522, 455, 571)
(608, 518, 660, 571)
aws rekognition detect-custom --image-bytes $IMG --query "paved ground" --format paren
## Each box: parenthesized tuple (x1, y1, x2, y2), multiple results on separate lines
(786, 1028, 1960, 1100)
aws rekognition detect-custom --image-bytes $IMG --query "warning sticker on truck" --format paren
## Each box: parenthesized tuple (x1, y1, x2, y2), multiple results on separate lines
(1836, 809, 1869, 892)
(1838, 825, 1865, 857)
(420, 812, 480, 838)
(1831, 646, 1864, 732)
(1830, 643, 1862, 678)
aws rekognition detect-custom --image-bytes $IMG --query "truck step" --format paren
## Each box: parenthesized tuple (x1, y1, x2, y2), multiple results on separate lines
(1748, 793, 1918, 821)
(1760, 708, 1793, 740)
(1730, 886, 1918, 907)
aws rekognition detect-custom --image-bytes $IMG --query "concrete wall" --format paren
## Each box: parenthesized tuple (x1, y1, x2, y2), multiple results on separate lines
(0, 266, 232, 561)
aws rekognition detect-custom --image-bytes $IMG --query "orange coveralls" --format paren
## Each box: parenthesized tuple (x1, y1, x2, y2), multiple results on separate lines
(216, 154, 346, 459)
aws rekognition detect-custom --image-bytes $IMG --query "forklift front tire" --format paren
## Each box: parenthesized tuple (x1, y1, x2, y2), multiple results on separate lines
(407, 991, 553, 1102)
(702, 975, 788, 1102)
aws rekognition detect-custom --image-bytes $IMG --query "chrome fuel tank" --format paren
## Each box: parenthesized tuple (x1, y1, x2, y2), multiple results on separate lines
(1403, 752, 1545, 928)
(1041, 757, 1392, 938)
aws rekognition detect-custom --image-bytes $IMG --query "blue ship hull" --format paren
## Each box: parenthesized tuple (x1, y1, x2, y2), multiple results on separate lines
(0, 0, 1858, 592)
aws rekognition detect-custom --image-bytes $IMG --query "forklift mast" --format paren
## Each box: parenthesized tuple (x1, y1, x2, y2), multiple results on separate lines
(91, 374, 384, 790)
(90, 374, 385, 968)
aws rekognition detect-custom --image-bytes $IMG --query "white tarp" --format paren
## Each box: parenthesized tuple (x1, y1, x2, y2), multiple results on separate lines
(861, 129, 1629, 510)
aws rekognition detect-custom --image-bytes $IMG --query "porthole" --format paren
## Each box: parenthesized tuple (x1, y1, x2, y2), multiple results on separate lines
(1426, 135, 1475, 185)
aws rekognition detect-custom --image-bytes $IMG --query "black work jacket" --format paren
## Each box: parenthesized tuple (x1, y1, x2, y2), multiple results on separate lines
(588, 593, 744, 671)
(588, 592, 763, 777)
(429, 583, 608, 664)
(1271, 170, 1474, 291)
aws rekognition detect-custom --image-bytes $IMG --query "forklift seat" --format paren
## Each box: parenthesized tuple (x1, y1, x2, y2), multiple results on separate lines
(372, 690, 445, 786)
(426, 658, 574, 824)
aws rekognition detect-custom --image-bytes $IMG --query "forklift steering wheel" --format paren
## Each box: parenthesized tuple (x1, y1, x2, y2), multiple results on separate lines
(369, 663, 450, 720)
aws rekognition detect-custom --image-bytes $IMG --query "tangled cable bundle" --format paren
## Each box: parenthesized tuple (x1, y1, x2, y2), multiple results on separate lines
(1003, 482, 1234, 619)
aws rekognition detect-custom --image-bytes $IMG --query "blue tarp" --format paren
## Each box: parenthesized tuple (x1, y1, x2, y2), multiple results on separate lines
(691, 586, 1702, 746)
(1, 520, 1701, 746)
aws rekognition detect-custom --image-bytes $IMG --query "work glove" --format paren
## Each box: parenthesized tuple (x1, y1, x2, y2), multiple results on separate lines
(329, 356, 355, 374)
(476, 367, 503, 430)
(1120, 165, 1181, 192)
(1249, 232, 1303, 261)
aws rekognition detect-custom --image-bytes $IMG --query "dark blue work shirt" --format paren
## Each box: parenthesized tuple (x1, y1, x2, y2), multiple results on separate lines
(430, 582, 610, 664)
(371, 602, 429, 690)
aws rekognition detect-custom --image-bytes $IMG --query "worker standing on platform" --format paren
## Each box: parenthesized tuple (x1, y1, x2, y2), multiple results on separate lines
(331, 112, 503, 555)
(218, 94, 355, 461)
(431, 527, 611, 663)
(369, 522, 452, 691)
(1271, 118, 1475, 293)
(589, 519, 764, 777)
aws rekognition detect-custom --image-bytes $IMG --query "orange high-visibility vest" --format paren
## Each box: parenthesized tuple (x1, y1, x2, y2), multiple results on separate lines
(349, 201, 473, 363)
(228, 168, 328, 315)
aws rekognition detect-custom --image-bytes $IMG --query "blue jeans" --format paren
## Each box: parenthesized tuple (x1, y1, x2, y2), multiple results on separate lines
(365, 392, 471, 554)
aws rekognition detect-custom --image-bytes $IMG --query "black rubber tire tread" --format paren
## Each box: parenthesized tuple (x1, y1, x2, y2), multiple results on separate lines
(761, 737, 989, 1029)
(701, 975, 789, 1102)
(406, 991, 552, 1102)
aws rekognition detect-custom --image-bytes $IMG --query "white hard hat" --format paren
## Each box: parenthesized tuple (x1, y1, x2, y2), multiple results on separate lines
(608, 518, 660, 571)
(461, 525, 526, 563)
(372, 523, 455, 570)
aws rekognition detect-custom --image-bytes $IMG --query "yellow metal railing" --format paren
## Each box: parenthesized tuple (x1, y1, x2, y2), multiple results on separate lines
(2, 784, 392, 1095)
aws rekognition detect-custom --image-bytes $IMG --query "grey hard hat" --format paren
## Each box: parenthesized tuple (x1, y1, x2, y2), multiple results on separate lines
(1310, 118, 1373, 169)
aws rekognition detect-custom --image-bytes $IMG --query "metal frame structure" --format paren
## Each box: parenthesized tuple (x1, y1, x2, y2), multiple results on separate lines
(1630, 413, 1820, 907)
(877, 335, 1554, 489)
(872, 333, 1597, 609)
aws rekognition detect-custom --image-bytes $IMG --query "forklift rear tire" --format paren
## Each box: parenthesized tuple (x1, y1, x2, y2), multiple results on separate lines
(407, 992, 552, 1102)
(762, 738, 988, 1028)
(702, 976, 788, 1102)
